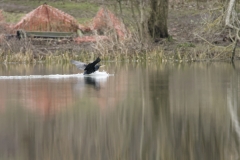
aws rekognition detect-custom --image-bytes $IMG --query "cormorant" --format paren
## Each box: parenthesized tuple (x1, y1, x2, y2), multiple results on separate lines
(71, 57, 102, 75)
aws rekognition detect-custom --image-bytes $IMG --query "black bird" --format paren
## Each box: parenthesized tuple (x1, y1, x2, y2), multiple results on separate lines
(71, 57, 102, 75)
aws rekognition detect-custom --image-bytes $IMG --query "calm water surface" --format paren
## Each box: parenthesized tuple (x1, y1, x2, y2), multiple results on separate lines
(0, 61, 240, 160)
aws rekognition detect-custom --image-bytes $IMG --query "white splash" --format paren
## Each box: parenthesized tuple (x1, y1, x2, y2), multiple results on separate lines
(84, 71, 112, 77)
(0, 71, 113, 80)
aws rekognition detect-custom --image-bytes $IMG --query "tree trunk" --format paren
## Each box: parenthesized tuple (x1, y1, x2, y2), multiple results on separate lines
(148, 0, 169, 40)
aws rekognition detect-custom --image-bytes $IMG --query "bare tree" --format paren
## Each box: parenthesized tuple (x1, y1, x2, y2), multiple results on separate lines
(116, 0, 169, 43)
(225, 0, 239, 61)
(148, 0, 169, 40)
(126, 0, 149, 43)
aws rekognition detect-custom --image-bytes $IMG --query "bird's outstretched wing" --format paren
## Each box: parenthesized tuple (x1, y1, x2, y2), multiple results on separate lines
(71, 60, 87, 70)
(84, 57, 101, 71)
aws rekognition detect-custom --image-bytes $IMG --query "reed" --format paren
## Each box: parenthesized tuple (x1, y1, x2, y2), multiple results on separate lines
(0, 32, 234, 64)
(0, 45, 233, 64)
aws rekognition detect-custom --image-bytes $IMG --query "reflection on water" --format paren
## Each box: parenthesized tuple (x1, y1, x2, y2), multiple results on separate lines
(0, 62, 240, 159)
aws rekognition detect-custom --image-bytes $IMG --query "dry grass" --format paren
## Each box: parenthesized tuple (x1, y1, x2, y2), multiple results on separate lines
(0, 1, 236, 63)
(0, 36, 234, 63)
(0, 31, 169, 63)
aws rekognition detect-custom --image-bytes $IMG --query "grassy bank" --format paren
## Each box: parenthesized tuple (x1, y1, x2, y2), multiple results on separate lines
(0, 47, 165, 64)
(0, 0, 237, 63)
(0, 43, 233, 64)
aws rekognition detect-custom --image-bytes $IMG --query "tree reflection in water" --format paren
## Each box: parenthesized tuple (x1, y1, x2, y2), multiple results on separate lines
(0, 62, 239, 159)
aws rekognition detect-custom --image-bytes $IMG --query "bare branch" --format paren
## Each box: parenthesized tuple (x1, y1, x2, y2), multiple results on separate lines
(225, 0, 235, 29)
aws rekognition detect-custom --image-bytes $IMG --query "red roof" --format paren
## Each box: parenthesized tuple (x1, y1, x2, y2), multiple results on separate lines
(90, 8, 128, 39)
(13, 4, 79, 32)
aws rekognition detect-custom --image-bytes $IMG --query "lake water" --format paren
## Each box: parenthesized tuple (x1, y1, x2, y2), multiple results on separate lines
(0, 61, 240, 160)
